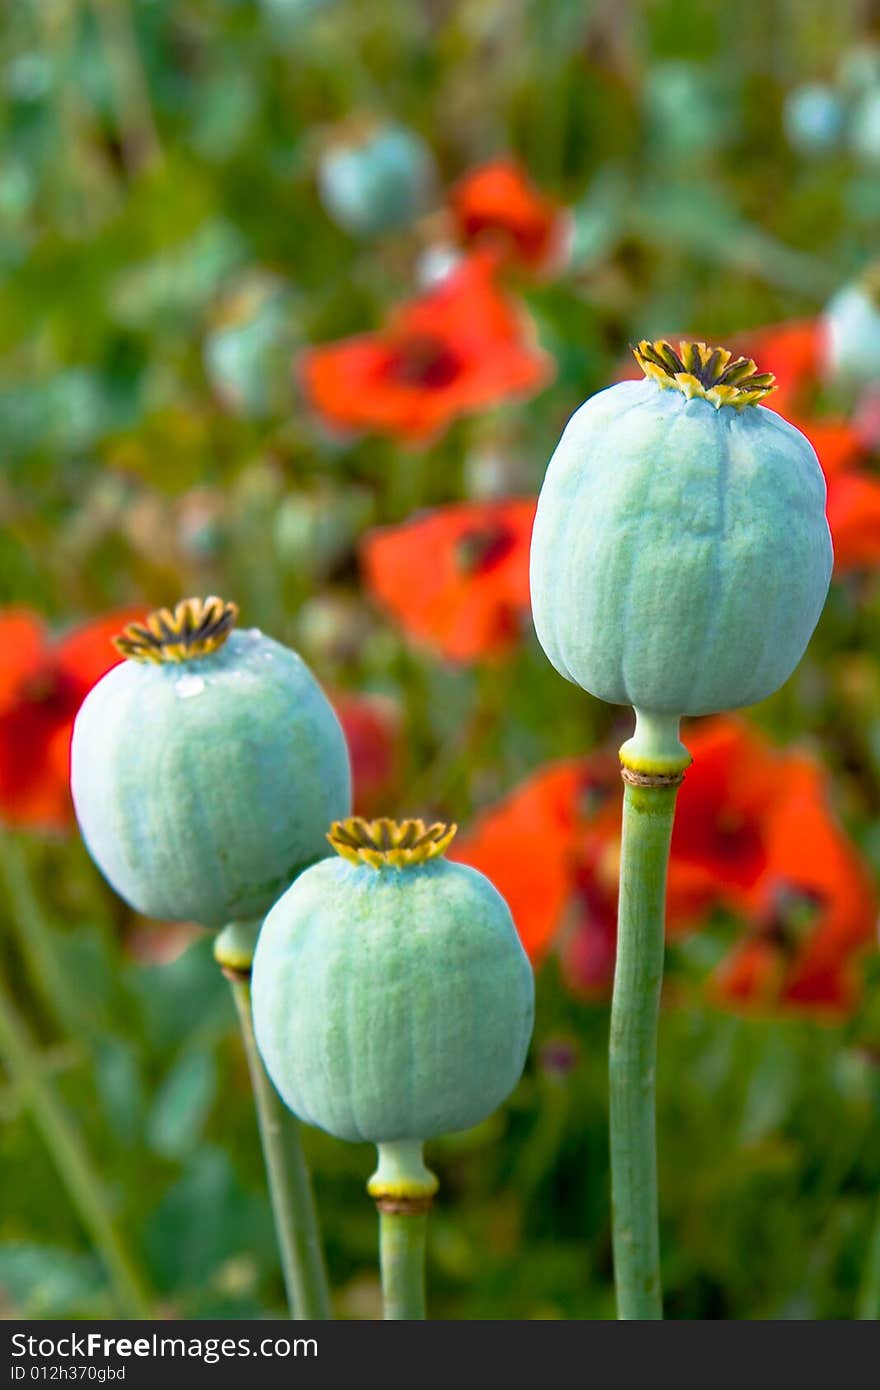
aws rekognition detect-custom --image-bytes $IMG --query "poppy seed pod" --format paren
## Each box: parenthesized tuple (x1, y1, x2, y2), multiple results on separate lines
(782, 83, 844, 155)
(317, 123, 436, 237)
(850, 86, 880, 164)
(70, 597, 351, 927)
(823, 268, 880, 388)
(530, 340, 832, 734)
(252, 818, 534, 1145)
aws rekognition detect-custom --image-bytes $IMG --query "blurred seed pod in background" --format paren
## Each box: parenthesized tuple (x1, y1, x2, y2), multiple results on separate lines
(824, 267, 880, 390)
(783, 83, 845, 155)
(204, 272, 301, 419)
(317, 120, 438, 238)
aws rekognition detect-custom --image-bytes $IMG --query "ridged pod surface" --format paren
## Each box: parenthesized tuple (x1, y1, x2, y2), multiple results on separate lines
(252, 827, 534, 1144)
(530, 351, 832, 717)
(71, 624, 351, 926)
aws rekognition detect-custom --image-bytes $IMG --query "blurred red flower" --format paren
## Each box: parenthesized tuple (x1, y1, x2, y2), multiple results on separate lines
(454, 717, 876, 1016)
(300, 254, 552, 444)
(713, 752, 876, 1013)
(733, 318, 824, 413)
(332, 690, 403, 816)
(450, 160, 570, 275)
(664, 718, 780, 925)
(0, 608, 140, 831)
(361, 498, 537, 662)
(451, 761, 589, 958)
(823, 470, 880, 569)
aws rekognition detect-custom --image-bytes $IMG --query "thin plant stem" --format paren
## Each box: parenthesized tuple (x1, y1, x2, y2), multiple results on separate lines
(857, 1189, 880, 1320)
(369, 1139, 436, 1321)
(0, 971, 153, 1317)
(0, 834, 86, 1038)
(89, 0, 162, 175)
(216, 924, 331, 1320)
(378, 1208, 428, 1320)
(33, 0, 119, 231)
(609, 710, 688, 1321)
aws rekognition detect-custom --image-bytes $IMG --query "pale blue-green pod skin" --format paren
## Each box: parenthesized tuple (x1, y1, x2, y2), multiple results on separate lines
(70, 629, 351, 927)
(530, 379, 833, 716)
(824, 285, 880, 388)
(252, 857, 535, 1144)
(850, 86, 880, 163)
(317, 127, 436, 237)
(783, 83, 844, 154)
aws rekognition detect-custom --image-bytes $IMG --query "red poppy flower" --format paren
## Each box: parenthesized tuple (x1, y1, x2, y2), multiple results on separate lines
(454, 717, 876, 1016)
(0, 607, 141, 831)
(664, 718, 781, 925)
(451, 761, 588, 958)
(299, 254, 552, 444)
(361, 498, 537, 662)
(824, 470, 880, 570)
(449, 160, 571, 275)
(732, 319, 825, 412)
(713, 751, 876, 1014)
(332, 690, 403, 816)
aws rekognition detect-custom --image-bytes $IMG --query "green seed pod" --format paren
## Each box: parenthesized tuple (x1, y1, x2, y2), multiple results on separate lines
(850, 85, 880, 164)
(204, 272, 300, 420)
(317, 123, 437, 237)
(823, 267, 880, 388)
(782, 83, 844, 155)
(530, 339, 832, 746)
(252, 817, 535, 1145)
(71, 597, 351, 927)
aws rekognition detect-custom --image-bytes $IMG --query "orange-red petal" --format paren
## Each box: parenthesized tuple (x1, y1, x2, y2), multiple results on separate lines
(300, 255, 552, 444)
(361, 498, 536, 662)
(450, 160, 569, 274)
(825, 470, 880, 571)
(452, 761, 587, 961)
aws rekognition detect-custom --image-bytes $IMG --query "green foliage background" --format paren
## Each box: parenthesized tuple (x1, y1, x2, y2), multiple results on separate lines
(2, 0, 880, 1320)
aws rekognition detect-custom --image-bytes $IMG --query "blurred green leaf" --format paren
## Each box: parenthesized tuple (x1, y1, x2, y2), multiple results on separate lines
(0, 1243, 103, 1318)
(147, 1047, 217, 1161)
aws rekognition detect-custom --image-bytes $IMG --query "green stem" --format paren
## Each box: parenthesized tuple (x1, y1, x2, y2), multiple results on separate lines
(378, 1207, 429, 1320)
(369, 1139, 436, 1321)
(857, 1188, 880, 1319)
(610, 710, 689, 1321)
(215, 923, 332, 1321)
(0, 972, 153, 1317)
(37, 0, 119, 232)
(0, 834, 87, 1038)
